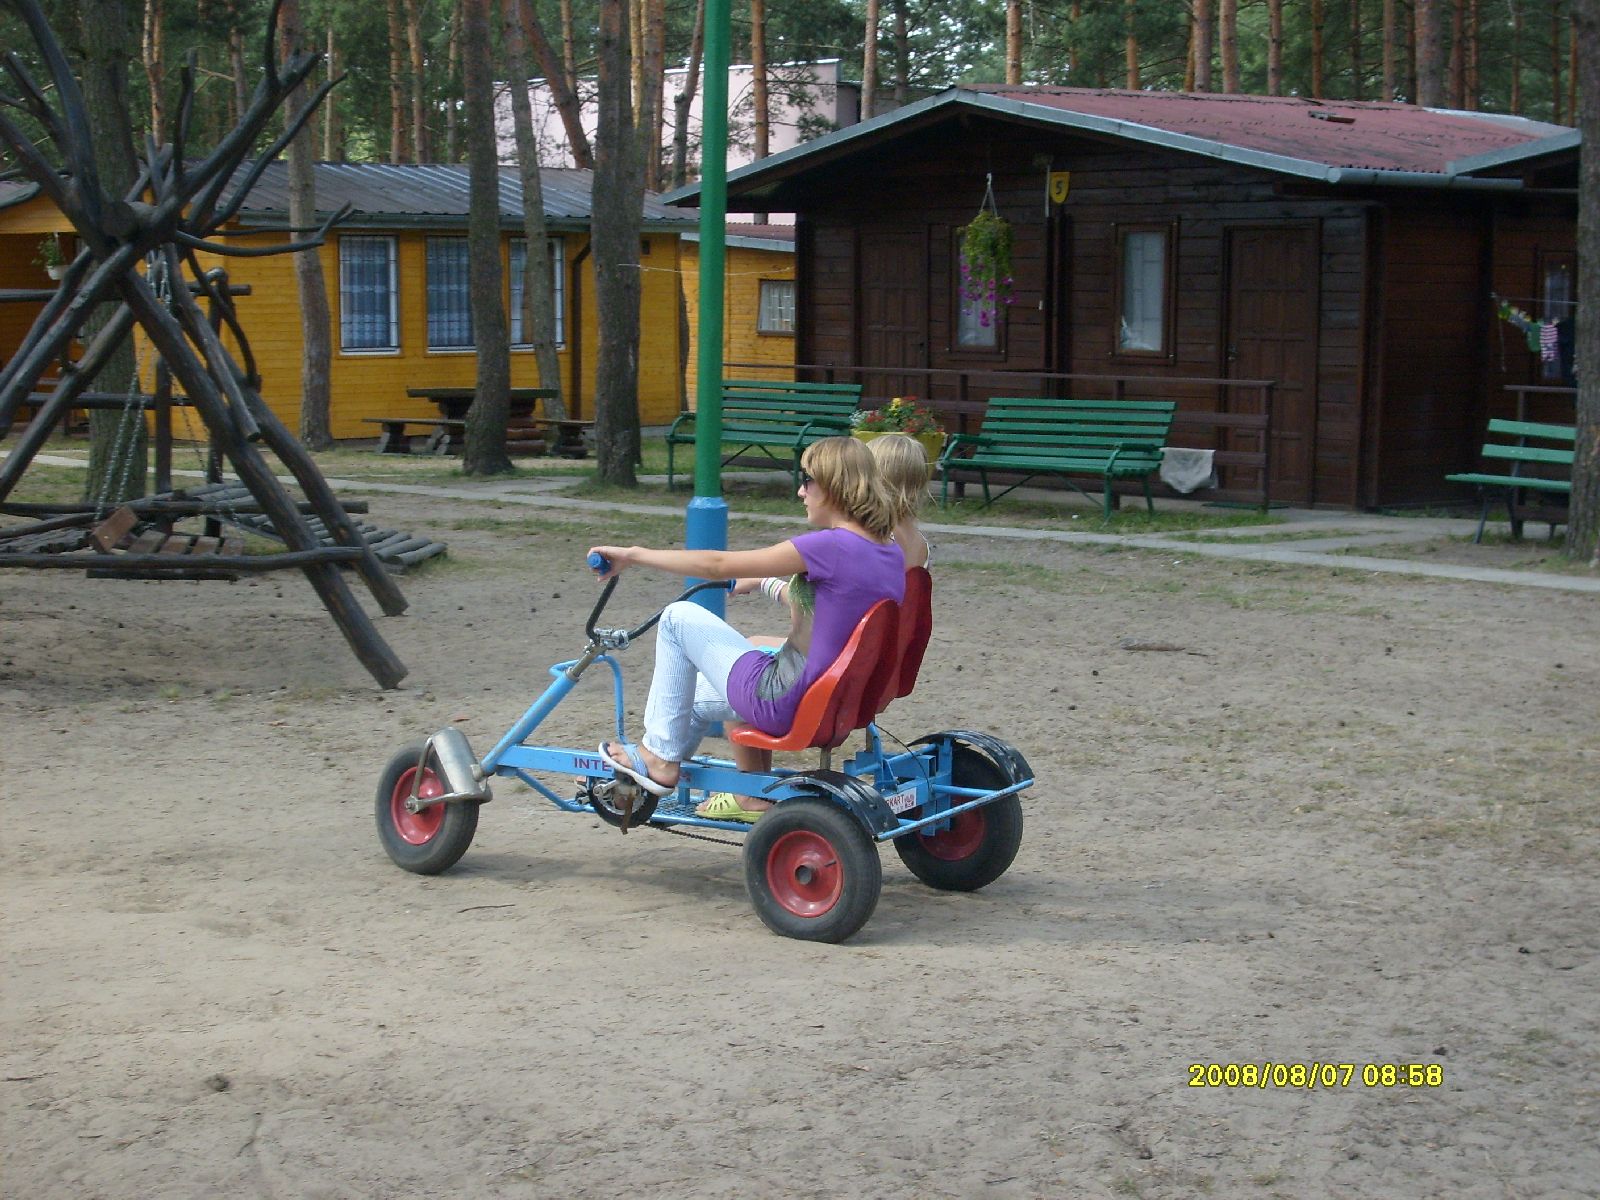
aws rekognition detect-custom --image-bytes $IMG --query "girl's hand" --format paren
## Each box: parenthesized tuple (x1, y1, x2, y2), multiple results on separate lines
(730, 577, 761, 596)
(587, 545, 632, 580)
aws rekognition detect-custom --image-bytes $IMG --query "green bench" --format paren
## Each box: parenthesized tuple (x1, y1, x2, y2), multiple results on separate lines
(937, 396, 1178, 518)
(666, 379, 863, 490)
(1445, 418, 1575, 543)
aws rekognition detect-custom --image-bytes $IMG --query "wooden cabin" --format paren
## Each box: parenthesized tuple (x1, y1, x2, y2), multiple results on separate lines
(0, 164, 696, 441)
(668, 87, 1579, 508)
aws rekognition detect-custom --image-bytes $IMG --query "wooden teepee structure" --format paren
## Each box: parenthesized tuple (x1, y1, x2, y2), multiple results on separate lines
(0, 0, 409, 688)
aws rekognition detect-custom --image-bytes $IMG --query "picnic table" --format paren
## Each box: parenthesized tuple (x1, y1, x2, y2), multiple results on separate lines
(364, 387, 591, 457)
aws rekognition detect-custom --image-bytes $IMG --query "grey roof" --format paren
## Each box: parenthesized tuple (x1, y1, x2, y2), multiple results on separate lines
(1449, 128, 1582, 175)
(228, 162, 697, 233)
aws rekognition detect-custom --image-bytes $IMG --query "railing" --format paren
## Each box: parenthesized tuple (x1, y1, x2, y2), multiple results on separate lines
(723, 360, 1278, 509)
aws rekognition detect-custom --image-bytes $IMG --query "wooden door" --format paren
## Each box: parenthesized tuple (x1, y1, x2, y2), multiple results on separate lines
(1224, 225, 1320, 505)
(857, 229, 927, 401)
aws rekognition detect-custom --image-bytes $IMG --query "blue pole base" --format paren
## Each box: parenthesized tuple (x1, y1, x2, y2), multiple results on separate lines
(684, 495, 729, 618)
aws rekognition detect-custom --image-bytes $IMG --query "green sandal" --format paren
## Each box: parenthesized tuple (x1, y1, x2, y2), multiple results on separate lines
(695, 792, 769, 823)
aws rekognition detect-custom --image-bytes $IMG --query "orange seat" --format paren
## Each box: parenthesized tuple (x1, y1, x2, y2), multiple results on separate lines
(729, 600, 898, 753)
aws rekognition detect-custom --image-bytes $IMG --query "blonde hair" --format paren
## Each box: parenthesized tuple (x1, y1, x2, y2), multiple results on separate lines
(866, 433, 931, 522)
(801, 436, 898, 539)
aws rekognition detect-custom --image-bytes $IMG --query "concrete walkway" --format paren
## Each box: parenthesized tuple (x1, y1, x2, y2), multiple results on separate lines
(15, 451, 1600, 594)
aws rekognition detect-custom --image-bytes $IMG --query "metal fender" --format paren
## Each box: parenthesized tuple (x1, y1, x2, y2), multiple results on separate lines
(421, 726, 494, 804)
(764, 770, 899, 837)
(911, 730, 1034, 787)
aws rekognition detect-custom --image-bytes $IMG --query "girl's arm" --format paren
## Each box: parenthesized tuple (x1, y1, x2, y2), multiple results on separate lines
(587, 541, 806, 582)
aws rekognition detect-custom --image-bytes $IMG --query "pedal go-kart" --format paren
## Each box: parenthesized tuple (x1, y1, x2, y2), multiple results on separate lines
(375, 556, 1032, 942)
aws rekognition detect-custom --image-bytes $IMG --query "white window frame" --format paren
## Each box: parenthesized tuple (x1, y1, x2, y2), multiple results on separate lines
(425, 237, 474, 350)
(338, 235, 399, 353)
(756, 278, 795, 335)
(509, 236, 566, 348)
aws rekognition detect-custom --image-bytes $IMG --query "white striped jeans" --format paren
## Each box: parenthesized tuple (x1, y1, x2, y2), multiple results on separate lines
(641, 601, 755, 763)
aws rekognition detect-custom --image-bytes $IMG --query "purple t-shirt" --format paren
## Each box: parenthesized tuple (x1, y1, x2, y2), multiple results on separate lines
(726, 528, 906, 733)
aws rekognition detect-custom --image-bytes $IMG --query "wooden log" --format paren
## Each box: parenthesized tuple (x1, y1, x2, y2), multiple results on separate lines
(0, 498, 369, 517)
(0, 545, 367, 570)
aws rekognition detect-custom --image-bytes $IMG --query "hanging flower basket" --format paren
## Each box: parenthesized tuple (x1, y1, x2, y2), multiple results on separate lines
(959, 176, 1014, 317)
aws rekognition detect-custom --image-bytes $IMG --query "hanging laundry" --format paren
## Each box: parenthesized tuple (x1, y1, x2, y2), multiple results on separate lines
(1539, 321, 1559, 363)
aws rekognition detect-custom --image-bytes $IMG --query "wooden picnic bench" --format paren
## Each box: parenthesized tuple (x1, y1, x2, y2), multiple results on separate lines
(1445, 418, 1575, 542)
(665, 379, 863, 490)
(936, 397, 1178, 518)
(365, 387, 591, 457)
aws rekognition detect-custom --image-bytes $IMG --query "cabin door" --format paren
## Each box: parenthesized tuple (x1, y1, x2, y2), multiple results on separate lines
(857, 228, 928, 403)
(1224, 224, 1320, 505)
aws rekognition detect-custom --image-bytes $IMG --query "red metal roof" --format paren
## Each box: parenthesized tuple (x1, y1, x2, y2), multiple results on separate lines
(970, 86, 1569, 175)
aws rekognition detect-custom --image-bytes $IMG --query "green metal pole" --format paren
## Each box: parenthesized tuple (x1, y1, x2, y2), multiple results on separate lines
(684, 0, 731, 609)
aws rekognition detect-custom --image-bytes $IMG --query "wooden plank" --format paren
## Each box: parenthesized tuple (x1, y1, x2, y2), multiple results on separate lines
(88, 505, 138, 553)
(126, 529, 166, 555)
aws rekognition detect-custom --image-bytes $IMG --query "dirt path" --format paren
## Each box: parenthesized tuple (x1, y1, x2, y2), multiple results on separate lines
(3, 491, 1597, 1198)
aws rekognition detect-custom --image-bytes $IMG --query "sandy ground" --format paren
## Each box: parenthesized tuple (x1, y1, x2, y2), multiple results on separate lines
(3, 488, 1598, 1199)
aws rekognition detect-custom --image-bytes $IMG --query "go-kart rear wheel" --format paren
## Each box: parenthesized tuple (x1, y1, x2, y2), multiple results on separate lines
(894, 745, 1023, 891)
(376, 742, 479, 875)
(743, 798, 881, 943)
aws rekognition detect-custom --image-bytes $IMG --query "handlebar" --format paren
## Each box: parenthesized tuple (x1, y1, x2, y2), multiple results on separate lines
(583, 555, 733, 645)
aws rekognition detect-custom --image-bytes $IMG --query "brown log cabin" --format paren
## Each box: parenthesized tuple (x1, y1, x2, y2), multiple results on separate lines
(667, 87, 1578, 509)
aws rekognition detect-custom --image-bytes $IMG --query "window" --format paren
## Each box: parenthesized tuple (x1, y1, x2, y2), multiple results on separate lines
(954, 246, 1000, 351)
(1115, 224, 1172, 355)
(509, 237, 566, 348)
(425, 237, 473, 349)
(338, 236, 398, 351)
(757, 279, 795, 334)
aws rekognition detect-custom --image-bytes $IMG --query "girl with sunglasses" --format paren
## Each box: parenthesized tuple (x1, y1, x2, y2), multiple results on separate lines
(589, 436, 905, 818)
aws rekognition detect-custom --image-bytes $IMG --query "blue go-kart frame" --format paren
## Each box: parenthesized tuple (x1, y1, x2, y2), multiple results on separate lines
(376, 568, 1033, 942)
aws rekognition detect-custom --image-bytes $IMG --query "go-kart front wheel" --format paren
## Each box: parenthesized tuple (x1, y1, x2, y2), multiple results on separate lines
(376, 742, 479, 875)
(894, 745, 1023, 891)
(743, 798, 881, 943)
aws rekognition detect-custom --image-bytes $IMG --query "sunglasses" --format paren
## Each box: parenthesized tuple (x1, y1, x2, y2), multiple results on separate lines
(799, 470, 815, 489)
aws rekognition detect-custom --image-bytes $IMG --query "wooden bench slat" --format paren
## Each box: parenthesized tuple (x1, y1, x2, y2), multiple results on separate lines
(1485, 418, 1577, 442)
(1445, 418, 1575, 542)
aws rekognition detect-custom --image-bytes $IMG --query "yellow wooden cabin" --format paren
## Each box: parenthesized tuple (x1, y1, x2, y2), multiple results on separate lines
(679, 224, 797, 398)
(0, 165, 695, 441)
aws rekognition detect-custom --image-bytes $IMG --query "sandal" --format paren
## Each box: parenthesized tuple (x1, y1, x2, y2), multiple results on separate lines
(695, 791, 769, 822)
(597, 740, 675, 798)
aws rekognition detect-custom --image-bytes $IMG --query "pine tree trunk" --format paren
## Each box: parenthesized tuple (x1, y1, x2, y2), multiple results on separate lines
(1550, 5, 1563, 125)
(892, 0, 909, 107)
(387, 0, 406, 161)
(522, 0, 595, 168)
(323, 24, 343, 159)
(406, 0, 429, 161)
(751, 0, 769, 158)
(1219, 0, 1240, 93)
(503, 0, 565, 414)
(1310, 0, 1324, 98)
(1193, 0, 1213, 91)
(1125, 0, 1139, 90)
(592, 0, 643, 485)
(1349, 0, 1362, 99)
(1449, 0, 1465, 107)
(228, 11, 246, 127)
(1006, 0, 1022, 84)
(1415, 0, 1445, 106)
(671, 0, 704, 188)
(77, 0, 147, 506)
(862, 0, 879, 118)
(446, 3, 462, 160)
(1569, 0, 1599, 564)
(461, 0, 513, 475)
(280, 0, 334, 450)
(1267, 0, 1283, 94)
(1510, 0, 1522, 113)
(1384, 0, 1399, 99)
(142, 0, 164, 135)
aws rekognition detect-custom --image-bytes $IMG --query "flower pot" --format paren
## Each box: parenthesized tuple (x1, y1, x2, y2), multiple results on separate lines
(45, 264, 67, 280)
(853, 428, 946, 466)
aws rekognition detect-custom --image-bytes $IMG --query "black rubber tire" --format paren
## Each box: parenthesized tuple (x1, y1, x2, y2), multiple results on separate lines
(743, 798, 882, 943)
(893, 744, 1023, 891)
(375, 741, 480, 875)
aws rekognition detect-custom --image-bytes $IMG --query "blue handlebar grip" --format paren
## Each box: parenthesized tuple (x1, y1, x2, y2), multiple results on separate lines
(587, 551, 612, 574)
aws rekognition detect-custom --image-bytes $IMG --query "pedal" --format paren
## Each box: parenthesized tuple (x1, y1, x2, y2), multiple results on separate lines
(588, 777, 655, 832)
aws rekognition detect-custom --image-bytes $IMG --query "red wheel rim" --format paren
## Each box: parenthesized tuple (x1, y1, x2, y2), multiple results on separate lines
(390, 765, 446, 845)
(765, 830, 843, 917)
(919, 808, 986, 861)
